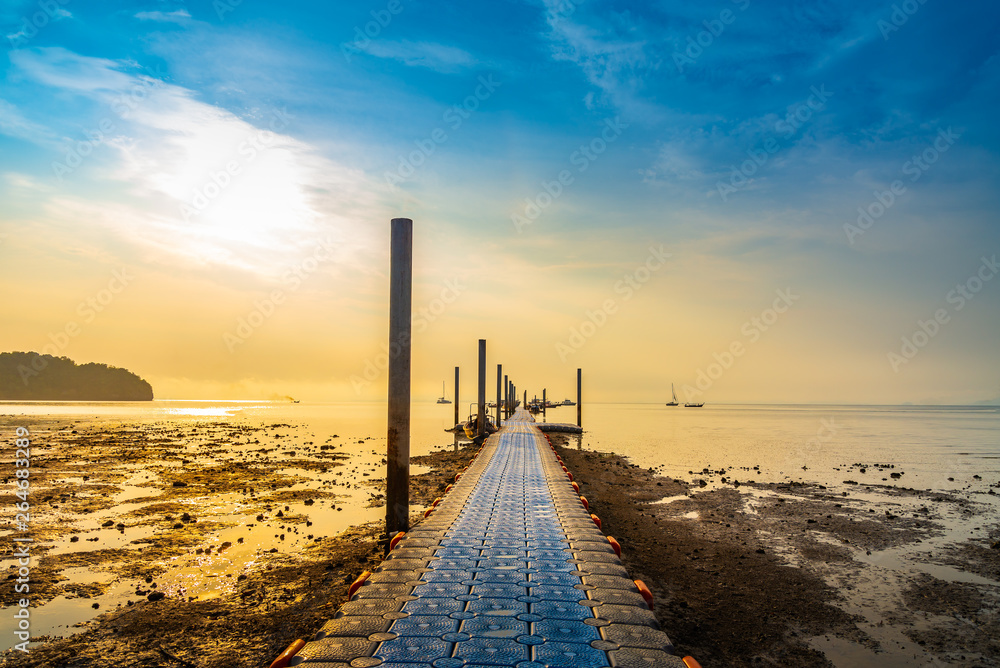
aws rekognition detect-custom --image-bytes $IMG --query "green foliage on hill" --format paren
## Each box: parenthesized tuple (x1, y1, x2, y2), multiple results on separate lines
(0, 352, 154, 401)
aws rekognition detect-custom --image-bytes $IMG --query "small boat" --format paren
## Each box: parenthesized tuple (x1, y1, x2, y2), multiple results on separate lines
(561, 398, 575, 406)
(462, 414, 498, 440)
(665, 383, 678, 407)
(685, 402, 705, 408)
(436, 381, 452, 404)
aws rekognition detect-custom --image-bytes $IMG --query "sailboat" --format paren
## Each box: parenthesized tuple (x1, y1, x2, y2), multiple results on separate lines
(436, 381, 452, 404)
(665, 383, 678, 406)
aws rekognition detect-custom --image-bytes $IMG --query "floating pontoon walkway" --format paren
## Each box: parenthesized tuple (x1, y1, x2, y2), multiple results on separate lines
(284, 410, 695, 668)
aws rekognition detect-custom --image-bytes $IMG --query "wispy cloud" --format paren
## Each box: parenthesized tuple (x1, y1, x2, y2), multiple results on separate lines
(0, 98, 58, 145)
(539, 1, 660, 119)
(134, 9, 191, 23)
(360, 40, 478, 73)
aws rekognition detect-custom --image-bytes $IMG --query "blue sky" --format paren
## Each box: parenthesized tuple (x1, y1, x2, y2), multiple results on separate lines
(1, 0, 999, 403)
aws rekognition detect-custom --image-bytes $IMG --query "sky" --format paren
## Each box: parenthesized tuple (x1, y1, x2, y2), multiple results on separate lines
(1, 0, 999, 405)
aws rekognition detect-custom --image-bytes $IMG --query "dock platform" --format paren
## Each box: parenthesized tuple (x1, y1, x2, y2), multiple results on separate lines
(286, 409, 693, 667)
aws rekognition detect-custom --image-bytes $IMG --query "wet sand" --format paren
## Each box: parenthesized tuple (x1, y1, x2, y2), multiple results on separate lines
(0, 417, 476, 667)
(551, 435, 1000, 667)
(2, 421, 998, 667)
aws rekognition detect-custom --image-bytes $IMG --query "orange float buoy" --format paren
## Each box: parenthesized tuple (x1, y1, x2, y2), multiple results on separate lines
(455, 473, 462, 481)
(579, 496, 589, 510)
(682, 657, 704, 668)
(424, 507, 435, 518)
(432, 497, 442, 507)
(566, 471, 573, 481)
(389, 531, 405, 551)
(634, 579, 654, 609)
(268, 638, 306, 668)
(444, 484, 453, 493)
(347, 570, 371, 598)
(590, 513, 601, 529)
(571, 482, 580, 493)
(607, 536, 622, 557)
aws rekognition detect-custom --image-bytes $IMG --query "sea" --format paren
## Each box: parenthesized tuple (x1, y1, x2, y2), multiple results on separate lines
(1, 400, 998, 655)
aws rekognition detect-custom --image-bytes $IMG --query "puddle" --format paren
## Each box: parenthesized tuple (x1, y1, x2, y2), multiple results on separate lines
(650, 495, 689, 505)
(809, 635, 944, 668)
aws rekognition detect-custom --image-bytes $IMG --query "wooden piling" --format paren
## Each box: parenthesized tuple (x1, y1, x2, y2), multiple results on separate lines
(453, 366, 459, 428)
(576, 368, 582, 428)
(543, 388, 546, 417)
(386, 218, 412, 539)
(503, 375, 508, 419)
(496, 364, 502, 426)
(477, 339, 486, 439)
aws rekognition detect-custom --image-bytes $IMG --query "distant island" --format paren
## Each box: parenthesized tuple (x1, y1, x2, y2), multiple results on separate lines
(0, 352, 154, 401)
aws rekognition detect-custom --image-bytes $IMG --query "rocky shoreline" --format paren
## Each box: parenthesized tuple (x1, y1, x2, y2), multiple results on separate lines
(551, 435, 1000, 667)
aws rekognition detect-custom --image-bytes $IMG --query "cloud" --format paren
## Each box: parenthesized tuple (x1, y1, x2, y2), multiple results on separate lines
(0, 98, 58, 145)
(539, 1, 661, 120)
(10, 47, 133, 92)
(359, 40, 478, 73)
(4, 5, 71, 43)
(133, 9, 192, 23)
(11, 47, 389, 281)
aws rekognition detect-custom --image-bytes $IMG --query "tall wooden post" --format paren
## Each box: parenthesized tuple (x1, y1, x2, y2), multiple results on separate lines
(386, 218, 412, 540)
(523, 390, 527, 411)
(505, 377, 510, 418)
(496, 364, 502, 426)
(453, 366, 459, 427)
(543, 388, 546, 417)
(477, 339, 486, 439)
(576, 368, 582, 428)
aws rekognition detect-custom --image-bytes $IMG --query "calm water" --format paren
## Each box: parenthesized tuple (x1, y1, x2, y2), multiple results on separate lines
(545, 403, 1000, 491)
(4, 399, 999, 489)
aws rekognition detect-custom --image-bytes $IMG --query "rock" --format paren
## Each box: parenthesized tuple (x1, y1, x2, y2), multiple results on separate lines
(172, 481, 187, 487)
(147, 592, 165, 602)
